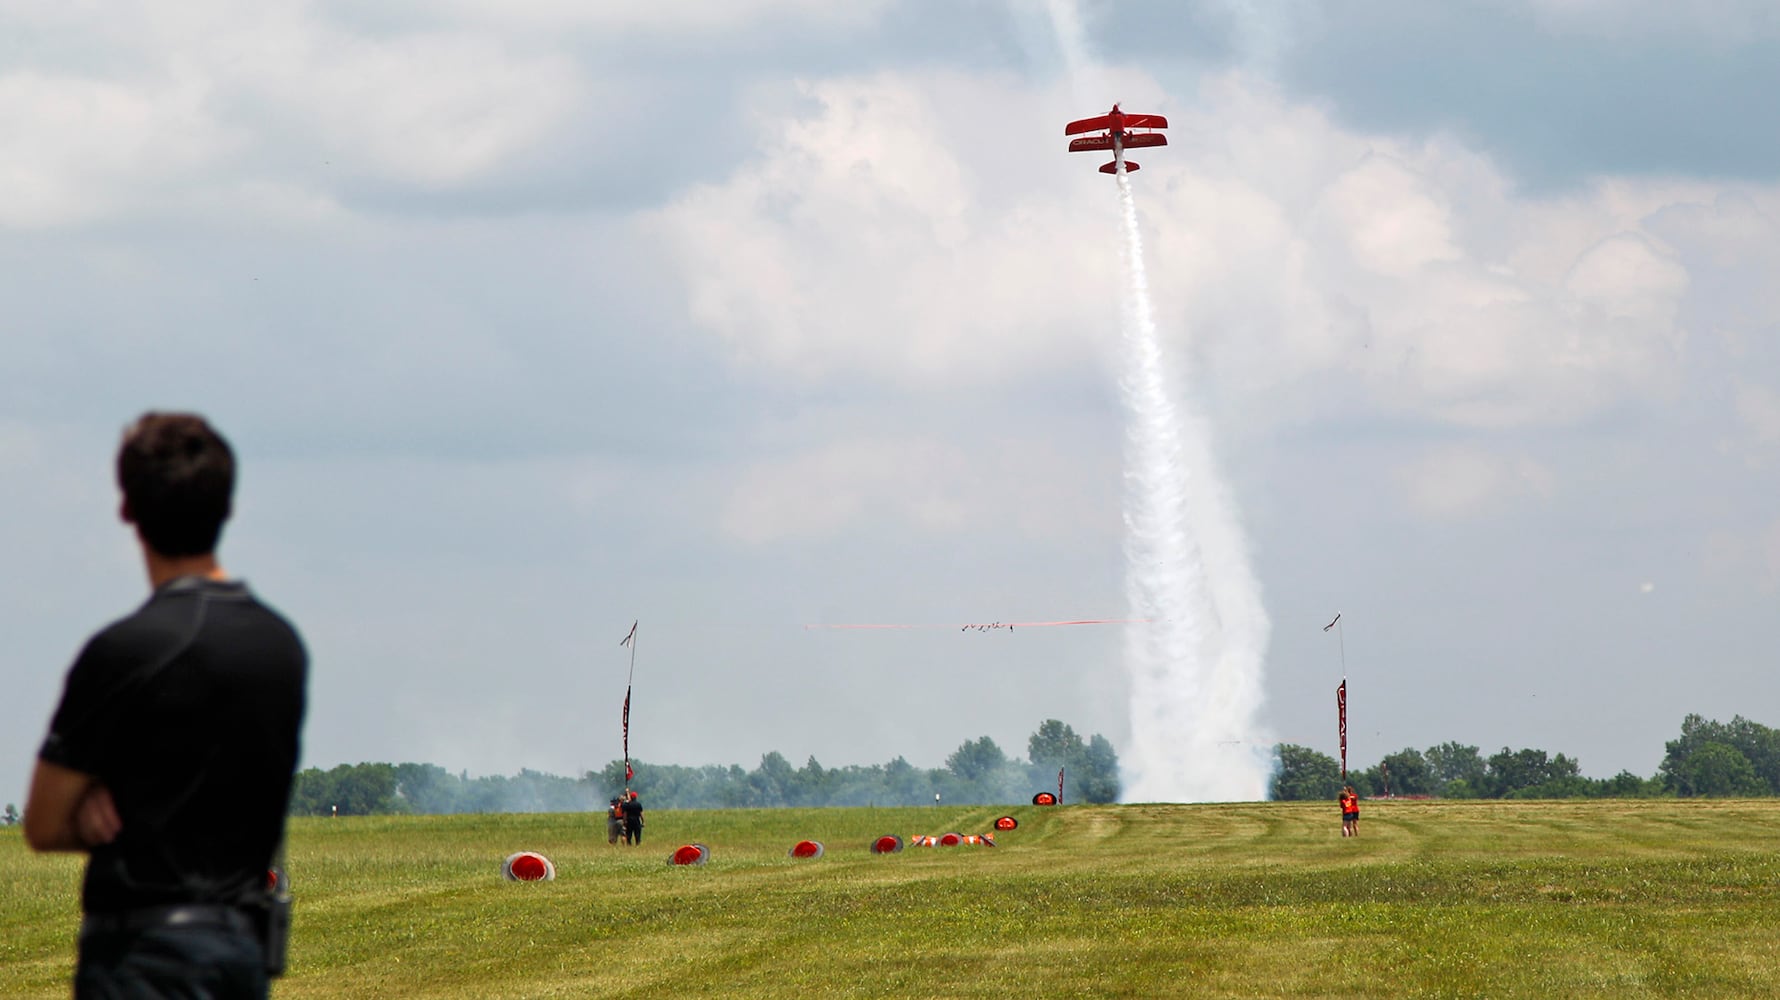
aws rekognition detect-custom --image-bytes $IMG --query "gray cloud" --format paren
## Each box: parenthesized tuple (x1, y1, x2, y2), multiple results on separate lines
(1268, 1, 1780, 187)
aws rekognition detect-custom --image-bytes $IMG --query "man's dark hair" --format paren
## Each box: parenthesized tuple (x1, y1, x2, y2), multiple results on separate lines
(116, 412, 236, 557)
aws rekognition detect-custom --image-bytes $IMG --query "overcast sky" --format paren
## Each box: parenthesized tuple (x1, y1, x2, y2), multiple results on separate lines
(6, 0, 1780, 807)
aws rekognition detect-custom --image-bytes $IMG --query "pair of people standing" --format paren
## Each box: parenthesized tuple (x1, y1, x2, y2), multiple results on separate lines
(1339, 786, 1360, 837)
(609, 792, 643, 845)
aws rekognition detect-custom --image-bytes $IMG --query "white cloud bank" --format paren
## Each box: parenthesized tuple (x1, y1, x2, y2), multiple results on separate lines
(4, 0, 905, 229)
(655, 70, 1780, 518)
(655, 68, 1780, 537)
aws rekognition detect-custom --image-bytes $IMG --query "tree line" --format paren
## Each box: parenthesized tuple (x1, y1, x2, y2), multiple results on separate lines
(1272, 714, 1780, 801)
(286, 718, 1119, 816)
(19, 713, 1760, 823)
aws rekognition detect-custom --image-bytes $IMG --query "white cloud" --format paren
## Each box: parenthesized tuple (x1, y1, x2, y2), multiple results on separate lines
(717, 432, 1109, 546)
(234, 27, 587, 189)
(655, 70, 1750, 433)
(0, 4, 598, 227)
(1647, 192, 1780, 335)
(0, 420, 47, 469)
(1398, 447, 1555, 519)
(1734, 383, 1780, 444)
(1522, 0, 1780, 43)
(1313, 152, 1462, 278)
(654, 73, 1116, 387)
(1564, 231, 1688, 323)
(0, 70, 231, 228)
(427, 0, 892, 33)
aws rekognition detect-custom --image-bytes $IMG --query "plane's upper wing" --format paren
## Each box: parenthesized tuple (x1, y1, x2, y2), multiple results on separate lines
(1065, 111, 1168, 136)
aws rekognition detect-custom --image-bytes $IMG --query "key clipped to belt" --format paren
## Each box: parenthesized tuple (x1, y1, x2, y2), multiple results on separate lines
(264, 854, 293, 977)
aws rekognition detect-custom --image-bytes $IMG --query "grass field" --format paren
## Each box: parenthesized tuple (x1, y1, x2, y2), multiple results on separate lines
(5, 798, 1780, 998)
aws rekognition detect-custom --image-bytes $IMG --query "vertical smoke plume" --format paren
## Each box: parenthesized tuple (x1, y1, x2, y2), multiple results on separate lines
(1042, 1, 1272, 800)
(1114, 157, 1271, 801)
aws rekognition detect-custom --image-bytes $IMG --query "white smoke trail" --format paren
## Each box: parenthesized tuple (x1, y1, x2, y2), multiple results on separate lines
(1035, 0, 1272, 800)
(1110, 145, 1272, 802)
(1040, 0, 1108, 110)
(1043, 0, 1089, 77)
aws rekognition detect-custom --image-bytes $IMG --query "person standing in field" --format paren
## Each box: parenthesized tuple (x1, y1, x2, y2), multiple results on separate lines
(622, 791, 644, 845)
(24, 411, 308, 999)
(606, 797, 624, 845)
(1340, 785, 1360, 837)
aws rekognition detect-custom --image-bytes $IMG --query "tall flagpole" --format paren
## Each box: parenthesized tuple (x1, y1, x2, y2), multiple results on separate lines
(620, 621, 637, 794)
(1325, 614, 1346, 782)
(624, 621, 637, 689)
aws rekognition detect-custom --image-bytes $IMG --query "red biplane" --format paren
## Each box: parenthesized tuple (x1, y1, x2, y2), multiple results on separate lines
(1065, 104, 1168, 174)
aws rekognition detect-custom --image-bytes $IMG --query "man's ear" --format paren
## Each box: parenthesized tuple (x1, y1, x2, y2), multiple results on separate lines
(120, 498, 134, 524)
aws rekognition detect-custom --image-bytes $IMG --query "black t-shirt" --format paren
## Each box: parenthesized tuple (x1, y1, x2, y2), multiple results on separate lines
(622, 799, 643, 824)
(39, 576, 308, 914)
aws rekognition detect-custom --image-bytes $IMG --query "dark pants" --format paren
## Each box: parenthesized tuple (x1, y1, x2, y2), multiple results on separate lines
(77, 918, 267, 999)
(624, 819, 642, 845)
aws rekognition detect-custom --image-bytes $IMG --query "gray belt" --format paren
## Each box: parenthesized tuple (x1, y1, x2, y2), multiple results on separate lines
(81, 904, 255, 937)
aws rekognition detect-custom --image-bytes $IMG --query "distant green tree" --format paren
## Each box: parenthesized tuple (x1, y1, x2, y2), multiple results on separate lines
(1375, 748, 1433, 796)
(1025, 719, 1075, 800)
(939, 736, 1038, 804)
(1076, 734, 1122, 804)
(881, 756, 928, 806)
(1027, 720, 1086, 771)
(2, 803, 18, 826)
(1271, 744, 1342, 801)
(1726, 718, 1780, 793)
(791, 756, 832, 806)
(1661, 715, 1780, 796)
(1424, 742, 1486, 795)
(288, 763, 401, 815)
(1506, 776, 1594, 799)
(1442, 778, 1481, 799)
(393, 763, 459, 814)
(710, 764, 752, 808)
(333, 763, 401, 815)
(1594, 770, 1663, 798)
(1020, 720, 1119, 804)
(595, 759, 632, 797)
(457, 774, 512, 813)
(1667, 741, 1765, 797)
(946, 736, 1009, 784)
(288, 767, 336, 815)
(823, 762, 889, 807)
(749, 752, 796, 806)
(1484, 748, 1580, 798)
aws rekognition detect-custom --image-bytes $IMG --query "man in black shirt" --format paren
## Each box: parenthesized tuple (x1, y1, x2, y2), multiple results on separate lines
(25, 412, 308, 999)
(622, 791, 644, 845)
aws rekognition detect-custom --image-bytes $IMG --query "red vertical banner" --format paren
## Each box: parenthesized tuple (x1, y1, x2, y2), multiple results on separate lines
(1057, 766, 1065, 805)
(622, 686, 633, 782)
(1336, 680, 1348, 780)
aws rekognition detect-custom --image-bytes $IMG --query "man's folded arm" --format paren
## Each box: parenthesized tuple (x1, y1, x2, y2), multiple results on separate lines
(24, 759, 119, 853)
